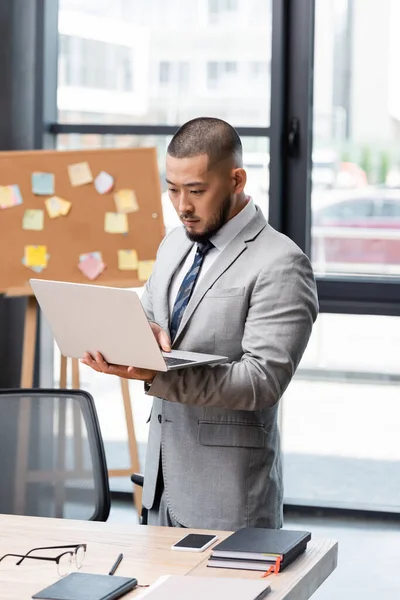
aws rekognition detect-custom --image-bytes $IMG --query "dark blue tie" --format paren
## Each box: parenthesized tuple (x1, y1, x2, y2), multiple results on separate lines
(170, 240, 214, 342)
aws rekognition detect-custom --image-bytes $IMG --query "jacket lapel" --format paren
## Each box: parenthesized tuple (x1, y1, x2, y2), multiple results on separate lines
(154, 233, 193, 332)
(173, 208, 267, 345)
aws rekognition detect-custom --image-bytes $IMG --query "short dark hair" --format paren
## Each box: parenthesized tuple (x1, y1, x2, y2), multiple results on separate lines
(167, 117, 243, 168)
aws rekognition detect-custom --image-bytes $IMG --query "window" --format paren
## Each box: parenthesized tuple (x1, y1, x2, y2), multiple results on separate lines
(58, 0, 272, 126)
(207, 62, 219, 89)
(311, 0, 400, 277)
(158, 62, 190, 90)
(282, 313, 400, 511)
(58, 35, 134, 92)
(207, 61, 238, 90)
(250, 61, 270, 78)
(224, 61, 237, 74)
(179, 62, 190, 90)
(47, 0, 400, 519)
(159, 62, 171, 85)
(208, 0, 239, 24)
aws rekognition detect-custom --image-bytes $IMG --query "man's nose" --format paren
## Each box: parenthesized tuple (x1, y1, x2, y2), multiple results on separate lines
(178, 192, 194, 215)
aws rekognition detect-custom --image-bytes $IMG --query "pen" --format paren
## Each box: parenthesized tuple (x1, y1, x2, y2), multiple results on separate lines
(109, 553, 123, 575)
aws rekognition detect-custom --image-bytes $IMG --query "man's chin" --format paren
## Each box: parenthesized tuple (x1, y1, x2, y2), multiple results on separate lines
(184, 227, 208, 243)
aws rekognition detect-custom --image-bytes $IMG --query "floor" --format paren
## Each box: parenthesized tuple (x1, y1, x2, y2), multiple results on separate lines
(108, 498, 400, 599)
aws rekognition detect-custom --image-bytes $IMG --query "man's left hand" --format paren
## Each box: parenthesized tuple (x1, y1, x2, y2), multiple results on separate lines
(80, 352, 156, 382)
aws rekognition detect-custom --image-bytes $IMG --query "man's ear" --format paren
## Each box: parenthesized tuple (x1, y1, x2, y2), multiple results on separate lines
(232, 168, 247, 194)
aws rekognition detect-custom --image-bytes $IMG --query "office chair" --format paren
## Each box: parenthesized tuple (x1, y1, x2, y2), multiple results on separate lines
(0, 389, 110, 521)
(131, 473, 148, 524)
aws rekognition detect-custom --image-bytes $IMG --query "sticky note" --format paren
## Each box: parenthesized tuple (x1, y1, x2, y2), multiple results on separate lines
(105, 212, 129, 234)
(118, 249, 138, 271)
(58, 198, 72, 216)
(114, 189, 139, 214)
(138, 260, 155, 281)
(11, 185, 23, 206)
(79, 251, 102, 263)
(22, 209, 44, 231)
(78, 252, 106, 280)
(45, 196, 71, 218)
(32, 172, 55, 195)
(0, 186, 15, 208)
(45, 196, 61, 218)
(22, 255, 49, 273)
(94, 171, 114, 195)
(68, 162, 93, 186)
(24, 245, 48, 268)
(0, 184, 23, 209)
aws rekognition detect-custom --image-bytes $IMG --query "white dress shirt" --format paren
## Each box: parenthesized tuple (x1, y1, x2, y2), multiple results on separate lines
(169, 197, 256, 316)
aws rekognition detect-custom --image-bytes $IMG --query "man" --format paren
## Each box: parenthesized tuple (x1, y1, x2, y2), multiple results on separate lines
(82, 117, 318, 530)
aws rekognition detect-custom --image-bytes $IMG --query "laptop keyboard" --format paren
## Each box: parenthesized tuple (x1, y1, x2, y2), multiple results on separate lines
(164, 356, 196, 367)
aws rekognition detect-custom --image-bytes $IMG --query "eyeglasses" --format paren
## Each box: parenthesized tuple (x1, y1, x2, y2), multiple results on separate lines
(0, 544, 87, 577)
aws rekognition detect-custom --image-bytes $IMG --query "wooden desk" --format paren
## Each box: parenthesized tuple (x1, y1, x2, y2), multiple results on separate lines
(0, 515, 337, 600)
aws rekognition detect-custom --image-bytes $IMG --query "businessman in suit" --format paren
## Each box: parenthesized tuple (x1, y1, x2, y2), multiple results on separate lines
(82, 117, 319, 530)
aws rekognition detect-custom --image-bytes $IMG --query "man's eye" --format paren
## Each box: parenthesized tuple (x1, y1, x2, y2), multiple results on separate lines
(168, 188, 178, 193)
(190, 190, 204, 195)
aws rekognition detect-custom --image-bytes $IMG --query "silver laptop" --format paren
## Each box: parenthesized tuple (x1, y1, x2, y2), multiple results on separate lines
(29, 279, 228, 372)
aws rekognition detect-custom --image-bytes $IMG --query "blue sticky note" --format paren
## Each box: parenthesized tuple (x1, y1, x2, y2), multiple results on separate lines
(32, 172, 55, 196)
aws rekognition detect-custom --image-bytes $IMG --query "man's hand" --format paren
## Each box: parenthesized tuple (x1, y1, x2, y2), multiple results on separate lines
(80, 322, 171, 382)
(149, 321, 171, 353)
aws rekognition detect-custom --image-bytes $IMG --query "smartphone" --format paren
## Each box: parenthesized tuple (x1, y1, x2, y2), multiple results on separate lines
(171, 533, 218, 552)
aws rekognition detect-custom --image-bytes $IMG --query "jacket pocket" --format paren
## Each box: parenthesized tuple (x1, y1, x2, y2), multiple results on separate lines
(205, 286, 245, 298)
(197, 421, 266, 448)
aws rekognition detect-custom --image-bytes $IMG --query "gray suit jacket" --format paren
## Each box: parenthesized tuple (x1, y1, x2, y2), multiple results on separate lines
(141, 207, 318, 530)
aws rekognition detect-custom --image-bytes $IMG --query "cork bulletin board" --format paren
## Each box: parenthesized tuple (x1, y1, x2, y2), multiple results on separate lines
(0, 147, 165, 295)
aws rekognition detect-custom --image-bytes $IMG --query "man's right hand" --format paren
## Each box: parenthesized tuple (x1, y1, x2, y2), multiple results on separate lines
(149, 322, 171, 352)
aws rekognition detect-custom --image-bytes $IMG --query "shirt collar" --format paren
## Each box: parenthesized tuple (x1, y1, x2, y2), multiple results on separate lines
(209, 196, 256, 252)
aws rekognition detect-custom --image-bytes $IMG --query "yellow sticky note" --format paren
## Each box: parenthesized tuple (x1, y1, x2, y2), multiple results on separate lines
(68, 162, 93, 186)
(0, 186, 14, 208)
(45, 196, 62, 218)
(114, 189, 139, 214)
(45, 196, 71, 218)
(25, 245, 47, 268)
(104, 212, 129, 234)
(118, 249, 138, 270)
(138, 260, 155, 281)
(58, 198, 72, 216)
(22, 209, 44, 231)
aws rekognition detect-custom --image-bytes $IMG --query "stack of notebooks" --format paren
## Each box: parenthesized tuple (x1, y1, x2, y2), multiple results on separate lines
(207, 527, 311, 574)
(136, 575, 271, 600)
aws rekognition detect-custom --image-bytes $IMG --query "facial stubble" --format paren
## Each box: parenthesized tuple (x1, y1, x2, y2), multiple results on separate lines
(184, 195, 232, 243)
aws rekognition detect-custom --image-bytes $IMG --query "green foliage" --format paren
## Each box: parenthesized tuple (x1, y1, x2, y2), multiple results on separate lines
(340, 148, 351, 163)
(378, 150, 391, 184)
(360, 146, 373, 182)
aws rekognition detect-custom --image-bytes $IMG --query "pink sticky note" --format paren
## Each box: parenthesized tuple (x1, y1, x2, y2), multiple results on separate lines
(78, 255, 106, 280)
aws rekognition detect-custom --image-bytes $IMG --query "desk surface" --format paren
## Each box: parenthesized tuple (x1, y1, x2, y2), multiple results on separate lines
(0, 515, 337, 600)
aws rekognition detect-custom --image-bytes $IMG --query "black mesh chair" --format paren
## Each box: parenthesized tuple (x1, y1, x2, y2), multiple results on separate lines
(0, 389, 110, 521)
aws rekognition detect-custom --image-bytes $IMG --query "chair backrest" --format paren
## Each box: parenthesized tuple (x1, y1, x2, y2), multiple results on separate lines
(0, 389, 110, 521)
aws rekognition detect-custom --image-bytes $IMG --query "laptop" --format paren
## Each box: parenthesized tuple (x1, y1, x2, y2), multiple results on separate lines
(29, 279, 228, 372)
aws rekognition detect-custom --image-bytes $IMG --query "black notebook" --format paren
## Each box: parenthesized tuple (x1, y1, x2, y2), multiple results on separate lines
(209, 528, 311, 571)
(32, 572, 137, 600)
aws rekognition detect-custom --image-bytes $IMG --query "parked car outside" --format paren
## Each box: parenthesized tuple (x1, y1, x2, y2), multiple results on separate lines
(312, 187, 400, 273)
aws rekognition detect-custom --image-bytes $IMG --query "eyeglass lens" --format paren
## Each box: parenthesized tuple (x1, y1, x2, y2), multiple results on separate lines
(57, 552, 73, 577)
(75, 546, 85, 569)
